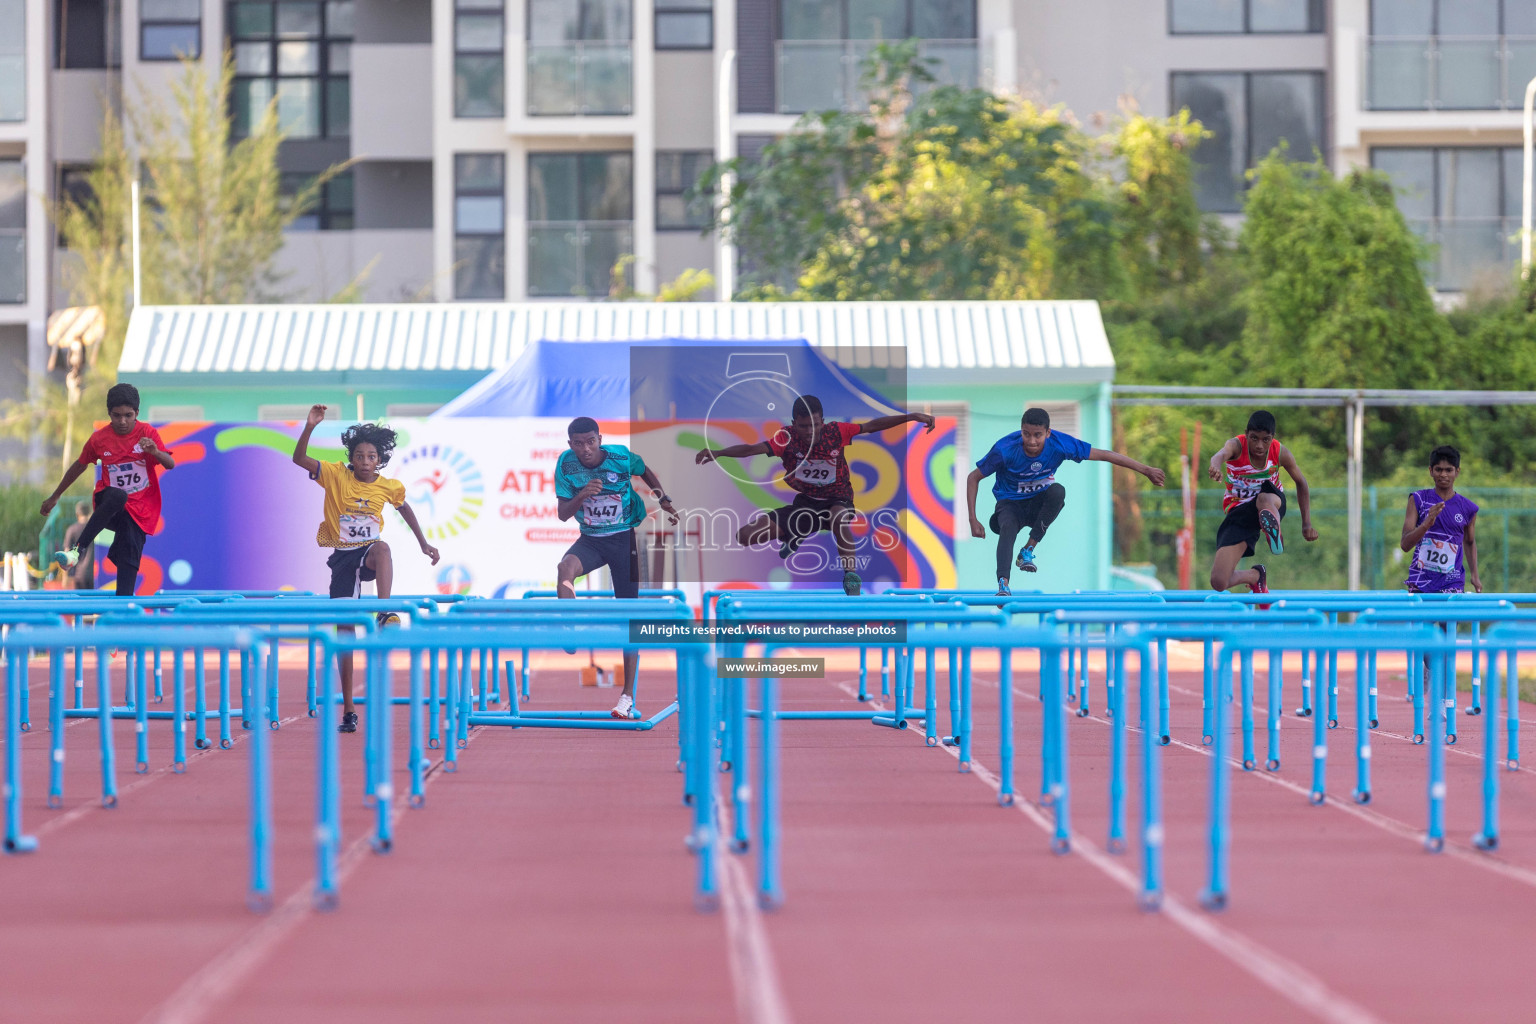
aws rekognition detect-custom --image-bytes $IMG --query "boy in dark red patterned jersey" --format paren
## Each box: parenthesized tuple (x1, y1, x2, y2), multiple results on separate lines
(696, 395, 933, 595)
(40, 383, 175, 596)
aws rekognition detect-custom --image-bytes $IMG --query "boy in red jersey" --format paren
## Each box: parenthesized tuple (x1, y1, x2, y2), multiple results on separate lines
(695, 395, 933, 595)
(40, 383, 174, 596)
(1205, 410, 1317, 594)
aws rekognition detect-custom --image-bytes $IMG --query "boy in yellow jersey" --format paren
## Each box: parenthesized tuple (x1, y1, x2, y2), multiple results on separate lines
(293, 405, 440, 733)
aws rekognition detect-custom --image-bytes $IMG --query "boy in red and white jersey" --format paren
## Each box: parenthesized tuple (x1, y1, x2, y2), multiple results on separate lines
(1206, 410, 1317, 595)
(40, 383, 174, 596)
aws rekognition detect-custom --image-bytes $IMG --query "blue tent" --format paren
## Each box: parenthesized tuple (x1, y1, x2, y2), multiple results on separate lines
(432, 338, 900, 420)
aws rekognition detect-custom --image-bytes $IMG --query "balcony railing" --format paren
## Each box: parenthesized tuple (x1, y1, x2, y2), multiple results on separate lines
(1404, 217, 1520, 291)
(0, 229, 24, 304)
(526, 42, 633, 116)
(775, 39, 979, 115)
(1365, 36, 1536, 110)
(528, 221, 633, 297)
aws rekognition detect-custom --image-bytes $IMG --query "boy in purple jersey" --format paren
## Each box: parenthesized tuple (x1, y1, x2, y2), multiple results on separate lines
(1401, 445, 1481, 594)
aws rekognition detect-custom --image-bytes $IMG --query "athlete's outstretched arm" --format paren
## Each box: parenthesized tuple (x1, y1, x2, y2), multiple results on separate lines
(1088, 448, 1166, 487)
(638, 466, 679, 524)
(695, 441, 771, 464)
(292, 404, 326, 477)
(965, 468, 987, 538)
(395, 502, 441, 565)
(857, 412, 934, 435)
(1206, 437, 1240, 481)
(39, 459, 89, 516)
(1464, 515, 1482, 593)
(1277, 445, 1319, 542)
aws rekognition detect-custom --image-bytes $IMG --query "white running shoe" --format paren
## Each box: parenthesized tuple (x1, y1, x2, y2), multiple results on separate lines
(611, 693, 635, 719)
(54, 549, 79, 570)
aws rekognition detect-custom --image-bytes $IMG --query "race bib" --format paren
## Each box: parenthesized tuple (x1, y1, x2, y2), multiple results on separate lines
(582, 493, 624, 527)
(338, 513, 380, 543)
(106, 460, 149, 495)
(1016, 475, 1053, 495)
(793, 459, 837, 485)
(1415, 537, 1458, 575)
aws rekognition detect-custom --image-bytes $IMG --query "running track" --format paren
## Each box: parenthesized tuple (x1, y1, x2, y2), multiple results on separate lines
(2, 645, 1534, 1023)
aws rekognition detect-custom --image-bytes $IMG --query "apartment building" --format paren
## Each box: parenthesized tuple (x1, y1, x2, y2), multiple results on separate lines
(1, 0, 1518, 425)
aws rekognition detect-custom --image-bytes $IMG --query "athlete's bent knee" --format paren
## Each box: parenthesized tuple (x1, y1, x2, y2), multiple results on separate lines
(1209, 569, 1229, 592)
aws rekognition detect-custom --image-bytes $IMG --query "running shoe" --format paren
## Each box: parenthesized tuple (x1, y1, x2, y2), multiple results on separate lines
(1259, 508, 1284, 554)
(1250, 563, 1270, 611)
(54, 549, 79, 570)
(339, 711, 358, 734)
(376, 612, 401, 628)
(996, 578, 1012, 598)
(842, 571, 862, 596)
(1015, 545, 1037, 573)
(611, 693, 635, 719)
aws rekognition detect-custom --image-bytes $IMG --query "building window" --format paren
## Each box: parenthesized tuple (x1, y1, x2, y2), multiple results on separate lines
(1373, 146, 1523, 291)
(527, 0, 633, 115)
(780, 0, 975, 41)
(656, 0, 711, 49)
(455, 0, 504, 118)
(55, 165, 97, 247)
(56, 0, 123, 68)
(142, 0, 201, 60)
(656, 150, 711, 230)
(455, 154, 506, 300)
(1171, 71, 1325, 213)
(776, 0, 977, 114)
(0, 159, 24, 304)
(528, 151, 632, 297)
(1366, 0, 1536, 111)
(0, 0, 24, 122)
(284, 170, 355, 230)
(1169, 0, 1322, 34)
(229, 1, 353, 139)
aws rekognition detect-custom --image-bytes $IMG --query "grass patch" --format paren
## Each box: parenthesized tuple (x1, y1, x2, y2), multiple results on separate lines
(1456, 671, 1536, 705)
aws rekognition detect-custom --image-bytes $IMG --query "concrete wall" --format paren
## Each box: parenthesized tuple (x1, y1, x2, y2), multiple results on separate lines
(910, 380, 1112, 593)
(1013, 0, 1327, 122)
(273, 228, 435, 302)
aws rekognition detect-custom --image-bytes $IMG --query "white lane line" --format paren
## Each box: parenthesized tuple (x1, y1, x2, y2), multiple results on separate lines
(138, 732, 480, 1024)
(1163, 679, 1535, 776)
(715, 795, 794, 1024)
(832, 681, 1387, 1024)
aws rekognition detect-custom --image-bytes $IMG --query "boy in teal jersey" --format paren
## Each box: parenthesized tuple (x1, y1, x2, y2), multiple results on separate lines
(555, 416, 680, 718)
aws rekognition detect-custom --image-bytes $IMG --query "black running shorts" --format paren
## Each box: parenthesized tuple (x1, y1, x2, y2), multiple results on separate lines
(564, 528, 640, 598)
(326, 543, 378, 599)
(1215, 481, 1286, 559)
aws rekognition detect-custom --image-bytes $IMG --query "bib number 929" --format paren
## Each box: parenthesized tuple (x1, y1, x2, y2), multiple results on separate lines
(794, 459, 836, 484)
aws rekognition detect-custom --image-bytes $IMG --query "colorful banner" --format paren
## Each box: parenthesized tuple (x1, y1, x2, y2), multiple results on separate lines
(99, 417, 957, 597)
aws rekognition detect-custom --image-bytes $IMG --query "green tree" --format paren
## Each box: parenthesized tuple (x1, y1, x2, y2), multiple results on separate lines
(2, 55, 350, 473)
(704, 43, 1207, 303)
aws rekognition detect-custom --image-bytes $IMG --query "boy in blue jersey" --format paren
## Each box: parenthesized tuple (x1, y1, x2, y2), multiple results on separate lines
(967, 407, 1166, 595)
(555, 416, 680, 718)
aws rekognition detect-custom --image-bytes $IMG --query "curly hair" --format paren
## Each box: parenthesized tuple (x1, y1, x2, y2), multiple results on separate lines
(341, 422, 398, 467)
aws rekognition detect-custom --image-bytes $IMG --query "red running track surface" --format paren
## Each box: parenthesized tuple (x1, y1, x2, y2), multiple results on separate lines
(2, 647, 1536, 1023)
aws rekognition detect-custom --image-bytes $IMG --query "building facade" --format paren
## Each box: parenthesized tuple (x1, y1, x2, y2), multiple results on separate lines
(1, 1, 1520, 456)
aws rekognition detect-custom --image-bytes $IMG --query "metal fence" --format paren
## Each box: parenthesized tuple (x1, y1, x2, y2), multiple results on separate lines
(1128, 486, 1536, 592)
